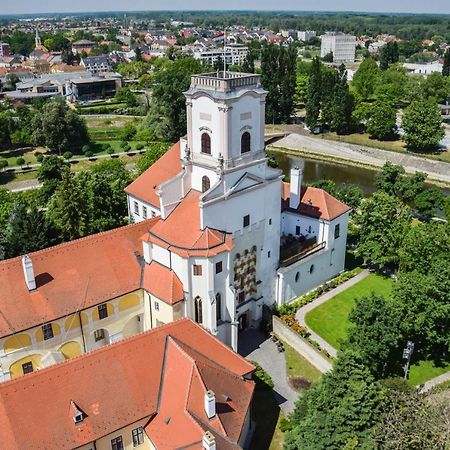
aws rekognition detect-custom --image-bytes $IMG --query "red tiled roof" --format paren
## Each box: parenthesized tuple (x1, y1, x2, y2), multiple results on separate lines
(142, 261, 184, 305)
(144, 190, 233, 258)
(282, 182, 351, 221)
(0, 319, 254, 450)
(0, 220, 157, 337)
(125, 142, 182, 207)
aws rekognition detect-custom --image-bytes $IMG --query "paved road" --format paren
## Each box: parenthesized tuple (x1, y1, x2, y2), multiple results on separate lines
(295, 270, 370, 358)
(239, 329, 298, 414)
(272, 133, 450, 185)
(420, 370, 450, 393)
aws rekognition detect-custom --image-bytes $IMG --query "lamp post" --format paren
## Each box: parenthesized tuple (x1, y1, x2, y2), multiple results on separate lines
(402, 340, 415, 380)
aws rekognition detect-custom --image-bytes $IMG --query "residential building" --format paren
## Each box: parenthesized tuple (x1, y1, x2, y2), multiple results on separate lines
(81, 55, 113, 73)
(297, 30, 316, 42)
(72, 39, 97, 55)
(403, 61, 443, 76)
(4, 71, 122, 103)
(0, 319, 255, 450)
(192, 44, 248, 66)
(321, 32, 356, 63)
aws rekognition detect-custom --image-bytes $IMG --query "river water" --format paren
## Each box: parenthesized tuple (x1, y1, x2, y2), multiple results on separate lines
(272, 153, 450, 197)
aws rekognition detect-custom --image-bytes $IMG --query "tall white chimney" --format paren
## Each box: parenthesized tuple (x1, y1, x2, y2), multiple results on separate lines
(202, 431, 216, 450)
(289, 167, 303, 209)
(22, 255, 36, 291)
(204, 390, 216, 419)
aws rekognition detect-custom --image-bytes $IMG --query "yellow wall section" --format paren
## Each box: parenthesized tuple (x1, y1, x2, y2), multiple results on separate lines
(80, 312, 89, 326)
(3, 333, 32, 353)
(9, 354, 42, 379)
(118, 293, 141, 312)
(59, 341, 82, 360)
(35, 323, 61, 342)
(92, 303, 114, 321)
(64, 314, 81, 331)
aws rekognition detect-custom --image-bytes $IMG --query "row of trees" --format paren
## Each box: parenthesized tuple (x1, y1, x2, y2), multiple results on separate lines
(304, 57, 447, 150)
(0, 100, 89, 153)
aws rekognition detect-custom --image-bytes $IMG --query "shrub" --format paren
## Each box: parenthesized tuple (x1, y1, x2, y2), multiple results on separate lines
(0, 159, 8, 171)
(123, 143, 131, 152)
(135, 142, 144, 150)
(82, 144, 91, 154)
(85, 151, 94, 159)
(35, 152, 44, 163)
(63, 151, 73, 160)
(288, 376, 312, 392)
(279, 416, 293, 432)
(107, 147, 115, 155)
(251, 361, 274, 390)
(16, 157, 25, 167)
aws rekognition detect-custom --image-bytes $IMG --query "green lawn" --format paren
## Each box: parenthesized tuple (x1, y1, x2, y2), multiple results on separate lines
(305, 273, 394, 349)
(285, 342, 322, 384)
(408, 359, 450, 386)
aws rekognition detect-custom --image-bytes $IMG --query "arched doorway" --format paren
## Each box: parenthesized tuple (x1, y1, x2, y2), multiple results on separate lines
(238, 312, 248, 331)
(123, 315, 143, 338)
(194, 296, 203, 325)
(89, 328, 110, 351)
(202, 176, 211, 193)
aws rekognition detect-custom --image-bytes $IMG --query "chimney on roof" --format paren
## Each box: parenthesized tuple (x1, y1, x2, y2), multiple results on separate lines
(21, 255, 36, 291)
(204, 390, 216, 419)
(202, 431, 216, 450)
(289, 167, 302, 209)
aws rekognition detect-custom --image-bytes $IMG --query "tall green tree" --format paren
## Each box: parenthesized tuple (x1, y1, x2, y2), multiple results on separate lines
(355, 191, 411, 267)
(366, 98, 397, 140)
(344, 294, 402, 378)
(352, 57, 380, 100)
(47, 171, 89, 241)
(442, 48, 450, 77)
(331, 65, 354, 134)
(379, 41, 399, 70)
(420, 72, 449, 103)
(305, 57, 322, 130)
(320, 66, 337, 127)
(31, 101, 89, 154)
(37, 155, 70, 203)
(286, 350, 382, 450)
(143, 57, 203, 142)
(278, 45, 297, 123)
(402, 99, 445, 150)
(3, 201, 59, 258)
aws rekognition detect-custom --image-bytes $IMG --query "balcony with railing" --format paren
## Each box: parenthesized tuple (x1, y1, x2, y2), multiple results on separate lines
(190, 71, 261, 92)
(279, 234, 326, 267)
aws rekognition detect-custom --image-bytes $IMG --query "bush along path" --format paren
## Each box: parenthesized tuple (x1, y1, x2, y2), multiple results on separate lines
(294, 270, 370, 358)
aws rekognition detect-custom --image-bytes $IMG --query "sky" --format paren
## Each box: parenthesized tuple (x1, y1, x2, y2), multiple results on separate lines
(2, 0, 450, 15)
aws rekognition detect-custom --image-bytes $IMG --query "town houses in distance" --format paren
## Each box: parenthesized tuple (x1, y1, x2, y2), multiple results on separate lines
(0, 70, 350, 385)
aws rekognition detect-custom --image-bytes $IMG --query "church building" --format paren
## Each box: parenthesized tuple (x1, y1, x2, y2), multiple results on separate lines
(0, 71, 350, 382)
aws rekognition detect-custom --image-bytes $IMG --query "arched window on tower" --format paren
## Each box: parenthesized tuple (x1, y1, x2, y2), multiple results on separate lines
(202, 176, 211, 193)
(241, 132, 251, 154)
(194, 296, 203, 324)
(201, 133, 211, 154)
(216, 293, 222, 323)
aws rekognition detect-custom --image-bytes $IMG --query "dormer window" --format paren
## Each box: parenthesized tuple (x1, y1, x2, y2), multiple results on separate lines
(201, 133, 211, 154)
(74, 412, 84, 424)
(241, 132, 251, 154)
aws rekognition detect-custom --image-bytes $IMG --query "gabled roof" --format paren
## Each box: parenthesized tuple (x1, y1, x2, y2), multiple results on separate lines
(0, 220, 156, 337)
(143, 190, 233, 258)
(125, 142, 182, 207)
(282, 182, 351, 221)
(142, 261, 184, 305)
(0, 319, 255, 450)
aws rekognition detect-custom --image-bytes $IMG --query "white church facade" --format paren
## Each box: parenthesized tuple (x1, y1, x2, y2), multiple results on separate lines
(125, 71, 351, 350)
(0, 71, 350, 383)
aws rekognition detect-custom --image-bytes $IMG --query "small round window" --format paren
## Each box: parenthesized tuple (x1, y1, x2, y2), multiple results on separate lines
(309, 264, 315, 274)
(295, 272, 300, 283)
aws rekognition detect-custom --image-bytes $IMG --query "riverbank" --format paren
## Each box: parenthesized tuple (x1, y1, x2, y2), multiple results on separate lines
(270, 133, 450, 189)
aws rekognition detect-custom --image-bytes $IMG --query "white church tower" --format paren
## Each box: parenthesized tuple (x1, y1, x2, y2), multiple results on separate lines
(183, 72, 283, 334)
